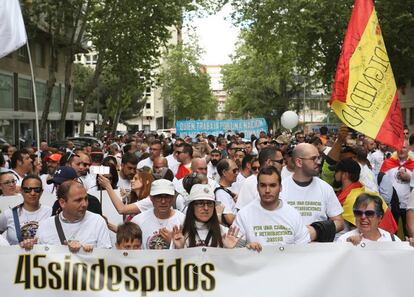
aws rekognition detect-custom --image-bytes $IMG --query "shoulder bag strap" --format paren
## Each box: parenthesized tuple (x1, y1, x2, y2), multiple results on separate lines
(12, 204, 23, 243)
(54, 215, 67, 245)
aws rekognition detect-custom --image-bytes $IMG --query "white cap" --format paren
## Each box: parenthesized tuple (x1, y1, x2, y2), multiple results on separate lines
(150, 179, 175, 196)
(184, 184, 219, 206)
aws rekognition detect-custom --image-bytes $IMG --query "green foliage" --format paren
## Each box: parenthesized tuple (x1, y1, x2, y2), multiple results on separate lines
(160, 41, 217, 122)
(230, 0, 414, 88)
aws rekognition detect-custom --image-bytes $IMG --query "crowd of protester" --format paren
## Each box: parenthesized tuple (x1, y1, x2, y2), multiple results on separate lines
(1, 126, 414, 252)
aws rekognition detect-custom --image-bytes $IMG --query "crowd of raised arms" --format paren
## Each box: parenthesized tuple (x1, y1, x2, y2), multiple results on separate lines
(1, 126, 414, 253)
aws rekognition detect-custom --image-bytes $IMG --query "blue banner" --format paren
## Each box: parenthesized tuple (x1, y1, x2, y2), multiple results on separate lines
(176, 118, 268, 138)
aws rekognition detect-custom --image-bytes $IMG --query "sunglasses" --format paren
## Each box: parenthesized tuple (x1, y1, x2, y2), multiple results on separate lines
(271, 159, 284, 164)
(252, 166, 260, 171)
(229, 168, 239, 174)
(22, 187, 42, 193)
(1, 179, 17, 186)
(299, 156, 321, 163)
(353, 209, 378, 218)
(260, 141, 269, 145)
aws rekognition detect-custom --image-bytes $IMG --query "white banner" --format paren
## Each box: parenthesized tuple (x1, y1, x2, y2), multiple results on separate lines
(1, 243, 414, 297)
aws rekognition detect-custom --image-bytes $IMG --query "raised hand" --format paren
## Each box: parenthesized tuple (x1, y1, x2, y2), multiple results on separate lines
(172, 225, 185, 249)
(98, 175, 112, 191)
(159, 227, 172, 245)
(222, 226, 240, 249)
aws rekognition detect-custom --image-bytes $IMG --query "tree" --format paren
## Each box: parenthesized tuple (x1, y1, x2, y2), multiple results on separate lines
(229, 0, 414, 88)
(160, 41, 217, 124)
(222, 31, 301, 127)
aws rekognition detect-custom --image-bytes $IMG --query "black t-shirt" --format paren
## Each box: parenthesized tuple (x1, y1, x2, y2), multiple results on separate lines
(51, 194, 102, 216)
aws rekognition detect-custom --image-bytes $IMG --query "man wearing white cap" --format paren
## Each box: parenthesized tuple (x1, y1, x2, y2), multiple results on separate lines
(131, 179, 185, 249)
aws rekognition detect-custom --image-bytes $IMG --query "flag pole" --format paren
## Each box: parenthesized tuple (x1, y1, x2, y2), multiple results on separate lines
(26, 40, 41, 157)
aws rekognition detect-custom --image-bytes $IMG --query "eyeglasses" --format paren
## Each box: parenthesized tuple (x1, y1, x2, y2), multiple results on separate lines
(22, 187, 42, 194)
(260, 141, 269, 145)
(252, 166, 260, 171)
(0, 179, 17, 186)
(193, 200, 215, 208)
(174, 151, 184, 155)
(271, 159, 284, 164)
(299, 156, 321, 163)
(353, 209, 378, 218)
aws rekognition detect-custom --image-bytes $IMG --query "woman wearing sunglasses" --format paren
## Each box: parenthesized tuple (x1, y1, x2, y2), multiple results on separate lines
(172, 184, 240, 249)
(0, 175, 52, 245)
(337, 193, 400, 244)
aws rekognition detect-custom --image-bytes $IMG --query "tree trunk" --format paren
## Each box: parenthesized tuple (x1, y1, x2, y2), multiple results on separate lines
(79, 58, 104, 136)
(58, 50, 74, 139)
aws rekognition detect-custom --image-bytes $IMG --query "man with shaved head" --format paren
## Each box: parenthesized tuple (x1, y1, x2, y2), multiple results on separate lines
(153, 156, 168, 174)
(280, 143, 344, 242)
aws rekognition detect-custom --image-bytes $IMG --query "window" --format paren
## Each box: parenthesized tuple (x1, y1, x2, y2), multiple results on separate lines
(34, 43, 45, 67)
(146, 103, 151, 109)
(17, 45, 29, 63)
(0, 73, 13, 109)
(18, 78, 33, 111)
(50, 85, 61, 112)
(402, 108, 407, 125)
(35, 82, 46, 111)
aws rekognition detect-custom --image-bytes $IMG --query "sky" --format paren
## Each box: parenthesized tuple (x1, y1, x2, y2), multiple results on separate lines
(191, 4, 239, 65)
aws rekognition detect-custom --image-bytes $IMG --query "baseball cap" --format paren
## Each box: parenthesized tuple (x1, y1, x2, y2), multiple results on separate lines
(275, 135, 289, 145)
(332, 158, 361, 175)
(47, 166, 78, 184)
(150, 179, 175, 196)
(45, 153, 62, 162)
(184, 184, 219, 206)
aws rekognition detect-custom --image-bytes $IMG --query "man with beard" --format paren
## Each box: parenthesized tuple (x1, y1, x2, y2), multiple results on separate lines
(118, 153, 138, 191)
(9, 150, 32, 187)
(333, 158, 397, 236)
(207, 149, 221, 182)
(40, 153, 62, 193)
(77, 152, 95, 190)
(280, 143, 344, 242)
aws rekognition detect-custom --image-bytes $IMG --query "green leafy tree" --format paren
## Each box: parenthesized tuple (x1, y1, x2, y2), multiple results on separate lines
(160, 41, 217, 124)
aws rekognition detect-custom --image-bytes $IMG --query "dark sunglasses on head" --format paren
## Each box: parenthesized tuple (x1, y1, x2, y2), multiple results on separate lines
(353, 209, 377, 218)
(22, 187, 42, 193)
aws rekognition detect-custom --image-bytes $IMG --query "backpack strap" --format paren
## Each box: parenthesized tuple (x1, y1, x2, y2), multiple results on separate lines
(12, 204, 23, 243)
(214, 185, 236, 198)
(54, 215, 67, 245)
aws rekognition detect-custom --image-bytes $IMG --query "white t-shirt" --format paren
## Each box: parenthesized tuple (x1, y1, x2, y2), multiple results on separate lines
(207, 162, 219, 182)
(137, 157, 153, 169)
(0, 194, 23, 213)
(380, 166, 412, 209)
(407, 190, 414, 210)
(281, 166, 294, 181)
(280, 176, 343, 225)
(40, 174, 55, 194)
(231, 173, 248, 194)
(0, 205, 52, 245)
(336, 228, 401, 243)
(37, 211, 112, 248)
(0, 234, 9, 246)
(234, 199, 310, 245)
(215, 186, 237, 215)
(370, 150, 385, 177)
(359, 163, 378, 193)
(133, 197, 153, 213)
(235, 174, 259, 210)
(79, 173, 97, 191)
(117, 176, 131, 191)
(132, 209, 185, 250)
(166, 154, 180, 176)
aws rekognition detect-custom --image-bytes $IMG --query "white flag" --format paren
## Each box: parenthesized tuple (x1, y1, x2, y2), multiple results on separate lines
(0, 0, 27, 58)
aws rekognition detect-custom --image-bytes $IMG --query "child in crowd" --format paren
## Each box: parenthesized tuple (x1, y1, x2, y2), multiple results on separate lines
(115, 222, 142, 250)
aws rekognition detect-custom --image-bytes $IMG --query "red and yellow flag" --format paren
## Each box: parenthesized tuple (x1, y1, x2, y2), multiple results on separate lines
(330, 0, 404, 150)
(337, 182, 398, 234)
